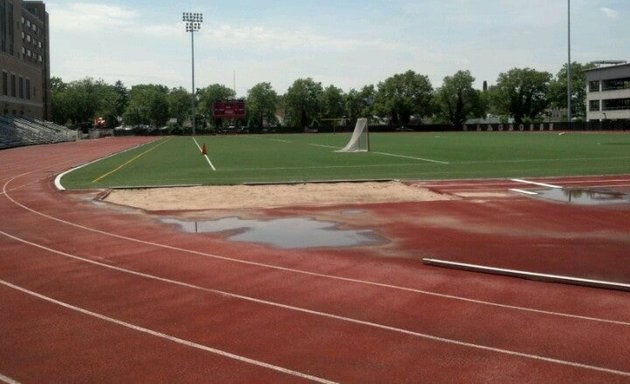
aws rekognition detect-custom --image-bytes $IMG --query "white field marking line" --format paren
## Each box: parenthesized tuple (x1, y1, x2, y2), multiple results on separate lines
(2, 233, 630, 379)
(0, 373, 20, 384)
(510, 189, 540, 196)
(308, 144, 340, 150)
(0, 279, 337, 384)
(372, 151, 450, 165)
(92, 138, 173, 183)
(3, 173, 629, 327)
(453, 156, 630, 165)
(54, 142, 152, 191)
(269, 138, 292, 144)
(512, 179, 563, 189)
(192, 138, 216, 171)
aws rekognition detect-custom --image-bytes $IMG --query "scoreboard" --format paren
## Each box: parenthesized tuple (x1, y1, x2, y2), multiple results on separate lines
(213, 100, 246, 119)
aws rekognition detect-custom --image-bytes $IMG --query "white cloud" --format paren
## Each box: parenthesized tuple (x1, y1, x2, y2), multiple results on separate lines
(600, 7, 619, 19)
(49, 3, 137, 32)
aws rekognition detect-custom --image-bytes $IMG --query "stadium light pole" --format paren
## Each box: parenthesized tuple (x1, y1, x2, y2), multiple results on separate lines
(183, 12, 203, 136)
(567, 0, 572, 127)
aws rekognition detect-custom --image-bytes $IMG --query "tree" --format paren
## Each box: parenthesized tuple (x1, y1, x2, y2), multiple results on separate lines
(283, 78, 323, 128)
(112, 81, 129, 124)
(490, 68, 552, 124)
(319, 85, 345, 126)
(345, 85, 376, 124)
(197, 84, 236, 128)
(50, 77, 119, 128)
(548, 62, 596, 121)
(374, 70, 433, 126)
(123, 84, 169, 127)
(168, 87, 192, 126)
(246, 82, 278, 127)
(435, 70, 483, 126)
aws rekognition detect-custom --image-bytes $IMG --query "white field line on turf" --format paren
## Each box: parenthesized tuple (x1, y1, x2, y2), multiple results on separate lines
(2, 232, 630, 378)
(54, 142, 154, 191)
(0, 373, 21, 384)
(512, 178, 563, 189)
(0, 278, 337, 384)
(308, 144, 339, 149)
(372, 151, 450, 165)
(192, 138, 216, 171)
(3, 173, 629, 327)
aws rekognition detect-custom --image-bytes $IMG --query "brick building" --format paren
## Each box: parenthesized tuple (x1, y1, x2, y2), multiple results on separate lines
(0, 0, 50, 119)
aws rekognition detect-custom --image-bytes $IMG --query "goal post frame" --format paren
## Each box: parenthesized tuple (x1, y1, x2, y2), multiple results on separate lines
(337, 118, 370, 153)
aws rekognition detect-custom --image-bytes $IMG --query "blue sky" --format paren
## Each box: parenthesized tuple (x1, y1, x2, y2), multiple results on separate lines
(46, 0, 630, 96)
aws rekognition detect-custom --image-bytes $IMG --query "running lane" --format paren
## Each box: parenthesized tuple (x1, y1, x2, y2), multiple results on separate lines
(1, 139, 629, 383)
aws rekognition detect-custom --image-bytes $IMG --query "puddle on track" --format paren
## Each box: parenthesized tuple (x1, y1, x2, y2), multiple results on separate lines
(161, 216, 386, 249)
(535, 188, 630, 206)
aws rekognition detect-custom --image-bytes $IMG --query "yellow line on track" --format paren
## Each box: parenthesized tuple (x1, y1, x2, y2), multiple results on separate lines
(92, 138, 172, 183)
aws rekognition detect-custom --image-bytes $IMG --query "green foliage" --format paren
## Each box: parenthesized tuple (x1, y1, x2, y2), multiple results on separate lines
(374, 70, 433, 126)
(490, 68, 552, 124)
(246, 82, 278, 127)
(345, 85, 375, 123)
(284, 78, 323, 127)
(51, 77, 119, 128)
(168, 87, 192, 127)
(435, 70, 484, 126)
(197, 84, 236, 128)
(548, 62, 596, 120)
(123, 84, 170, 127)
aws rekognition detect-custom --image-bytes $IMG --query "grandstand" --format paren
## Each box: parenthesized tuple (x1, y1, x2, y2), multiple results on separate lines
(0, 116, 77, 149)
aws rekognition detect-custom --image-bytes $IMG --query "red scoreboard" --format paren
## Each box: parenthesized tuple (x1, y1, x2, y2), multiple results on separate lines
(213, 100, 246, 119)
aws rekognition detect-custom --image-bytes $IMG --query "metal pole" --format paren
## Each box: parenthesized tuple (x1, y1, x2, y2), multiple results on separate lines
(567, 0, 572, 127)
(191, 29, 196, 136)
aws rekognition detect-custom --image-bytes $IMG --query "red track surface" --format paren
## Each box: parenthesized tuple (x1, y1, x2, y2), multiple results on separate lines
(1, 138, 629, 383)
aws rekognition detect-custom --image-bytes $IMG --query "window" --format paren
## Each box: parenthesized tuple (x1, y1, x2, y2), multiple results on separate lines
(10, 74, 16, 97)
(602, 77, 630, 91)
(589, 100, 600, 112)
(18, 76, 23, 98)
(589, 81, 600, 93)
(25, 79, 31, 99)
(603, 98, 630, 111)
(1, 72, 7, 96)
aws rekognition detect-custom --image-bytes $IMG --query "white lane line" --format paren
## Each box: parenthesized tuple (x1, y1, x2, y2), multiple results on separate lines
(510, 189, 540, 196)
(192, 138, 216, 171)
(0, 278, 337, 384)
(3, 174, 629, 327)
(512, 178, 562, 189)
(0, 373, 21, 384)
(0, 231, 630, 377)
(2, 260, 629, 379)
(372, 151, 450, 165)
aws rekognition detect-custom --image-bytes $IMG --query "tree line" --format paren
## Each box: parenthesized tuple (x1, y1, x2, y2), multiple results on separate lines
(50, 62, 593, 132)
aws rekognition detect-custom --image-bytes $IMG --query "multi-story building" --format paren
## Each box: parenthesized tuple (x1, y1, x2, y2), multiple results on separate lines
(585, 63, 630, 122)
(0, 0, 50, 120)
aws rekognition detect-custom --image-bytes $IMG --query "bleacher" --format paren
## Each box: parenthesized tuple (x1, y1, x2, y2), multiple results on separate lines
(0, 116, 77, 149)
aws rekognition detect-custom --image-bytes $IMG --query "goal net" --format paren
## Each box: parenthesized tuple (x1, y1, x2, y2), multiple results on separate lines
(337, 118, 369, 152)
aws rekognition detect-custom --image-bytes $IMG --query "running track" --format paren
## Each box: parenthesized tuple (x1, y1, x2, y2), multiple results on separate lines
(1, 138, 629, 383)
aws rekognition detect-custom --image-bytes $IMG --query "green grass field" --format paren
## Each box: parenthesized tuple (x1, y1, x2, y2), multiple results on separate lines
(60, 132, 630, 189)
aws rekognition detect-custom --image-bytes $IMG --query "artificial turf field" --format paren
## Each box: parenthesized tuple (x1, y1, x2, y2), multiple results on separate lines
(60, 131, 630, 189)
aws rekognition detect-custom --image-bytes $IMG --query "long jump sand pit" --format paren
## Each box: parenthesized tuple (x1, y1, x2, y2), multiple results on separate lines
(103, 181, 452, 211)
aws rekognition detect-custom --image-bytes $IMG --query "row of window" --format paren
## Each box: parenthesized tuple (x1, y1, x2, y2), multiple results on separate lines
(589, 78, 630, 92)
(1, 71, 33, 100)
(589, 98, 630, 112)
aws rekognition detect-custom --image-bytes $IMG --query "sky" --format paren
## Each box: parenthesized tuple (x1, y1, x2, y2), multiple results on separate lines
(46, 0, 630, 97)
